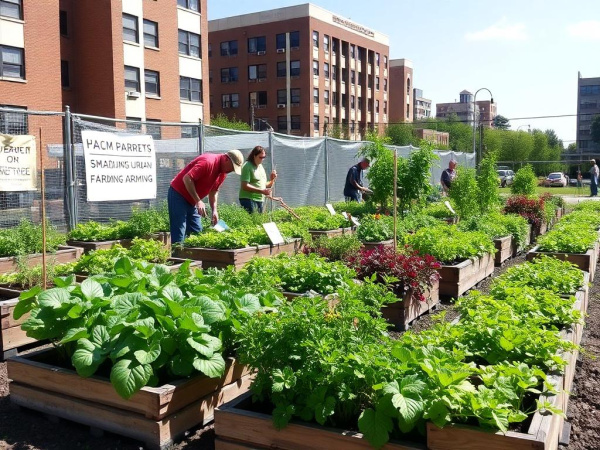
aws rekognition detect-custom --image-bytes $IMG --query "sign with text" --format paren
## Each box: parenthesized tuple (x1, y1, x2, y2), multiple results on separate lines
(263, 222, 284, 245)
(82, 130, 156, 202)
(0, 134, 37, 192)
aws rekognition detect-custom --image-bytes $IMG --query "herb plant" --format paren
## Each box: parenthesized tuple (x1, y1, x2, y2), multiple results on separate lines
(0, 219, 66, 257)
(302, 235, 362, 261)
(356, 214, 395, 242)
(536, 223, 598, 254)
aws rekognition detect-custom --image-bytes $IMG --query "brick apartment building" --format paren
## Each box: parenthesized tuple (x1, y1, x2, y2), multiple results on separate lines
(388, 59, 413, 124)
(576, 73, 600, 156)
(413, 88, 431, 121)
(208, 4, 390, 139)
(436, 90, 496, 128)
(0, 0, 209, 140)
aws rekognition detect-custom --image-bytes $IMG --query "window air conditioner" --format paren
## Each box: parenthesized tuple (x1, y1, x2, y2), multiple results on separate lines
(127, 91, 141, 98)
(277, 48, 285, 53)
(277, 104, 286, 108)
(257, 51, 266, 55)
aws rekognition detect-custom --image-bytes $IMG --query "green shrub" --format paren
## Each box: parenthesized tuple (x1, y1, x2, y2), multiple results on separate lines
(356, 214, 396, 242)
(449, 167, 479, 218)
(511, 165, 537, 195)
(0, 219, 66, 257)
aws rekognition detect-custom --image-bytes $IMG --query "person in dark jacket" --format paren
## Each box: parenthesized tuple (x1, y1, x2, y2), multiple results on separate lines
(440, 160, 457, 195)
(343, 158, 370, 202)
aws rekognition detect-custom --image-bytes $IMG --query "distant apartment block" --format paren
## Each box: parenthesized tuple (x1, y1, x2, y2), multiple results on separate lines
(0, 0, 209, 139)
(436, 90, 496, 128)
(208, 3, 390, 139)
(415, 128, 449, 147)
(577, 73, 600, 155)
(388, 59, 413, 123)
(413, 88, 431, 121)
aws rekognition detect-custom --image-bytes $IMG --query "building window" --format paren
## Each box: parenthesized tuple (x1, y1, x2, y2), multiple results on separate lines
(313, 115, 319, 131)
(350, 95, 355, 109)
(406, 104, 410, 119)
(126, 117, 142, 132)
(178, 30, 200, 58)
(0, 0, 22, 20)
(123, 13, 138, 43)
(312, 30, 319, 48)
(324, 62, 330, 78)
(290, 31, 300, 48)
(143, 20, 158, 48)
(0, 105, 27, 134)
(350, 121, 355, 133)
(146, 120, 161, 139)
(581, 114, 594, 122)
(180, 76, 202, 102)
(331, 65, 337, 81)
(383, 101, 387, 114)
(580, 101, 597, 109)
(580, 85, 600, 96)
(332, 39, 338, 54)
(248, 64, 267, 81)
(208, 44, 212, 57)
(0, 46, 25, 80)
(291, 88, 300, 105)
(384, 78, 388, 91)
(59, 10, 68, 36)
(350, 70, 356, 84)
(177, 0, 199, 12)
(407, 77, 411, 93)
(313, 88, 319, 104)
(357, 47, 362, 61)
(181, 124, 199, 138)
(332, 92, 338, 107)
(375, 52, 380, 66)
(375, 76, 380, 90)
(124, 66, 140, 92)
(357, 97, 362, 111)
(248, 36, 266, 53)
(221, 67, 238, 83)
(145, 70, 160, 96)
(249, 91, 267, 107)
(277, 61, 286, 77)
(290, 60, 300, 76)
(313, 60, 319, 76)
(291, 115, 301, 130)
(61, 60, 69, 88)
(324, 90, 329, 105)
(222, 93, 239, 108)
(323, 35, 330, 52)
(277, 116, 287, 131)
(375, 100, 379, 112)
(276, 34, 286, 51)
(350, 44, 355, 59)
(580, 140, 589, 149)
(384, 55, 388, 68)
(220, 40, 238, 56)
(277, 90, 286, 105)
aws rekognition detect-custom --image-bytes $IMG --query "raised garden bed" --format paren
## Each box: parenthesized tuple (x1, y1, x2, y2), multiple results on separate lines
(382, 281, 440, 331)
(361, 239, 395, 251)
(530, 220, 548, 243)
(493, 235, 512, 266)
(67, 232, 171, 254)
(0, 246, 83, 275)
(512, 225, 532, 257)
(308, 227, 354, 239)
(437, 253, 494, 298)
(214, 392, 421, 450)
(173, 240, 300, 270)
(0, 286, 37, 360)
(526, 243, 599, 282)
(8, 348, 253, 450)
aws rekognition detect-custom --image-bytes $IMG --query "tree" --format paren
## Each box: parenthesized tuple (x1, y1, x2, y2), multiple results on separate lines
(567, 143, 577, 152)
(210, 113, 251, 131)
(493, 115, 510, 130)
(591, 115, 600, 145)
(385, 124, 416, 146)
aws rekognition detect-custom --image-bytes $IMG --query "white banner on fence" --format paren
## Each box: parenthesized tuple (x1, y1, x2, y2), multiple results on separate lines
(0, 134, 37, 192)
(81, 130, 157, 202)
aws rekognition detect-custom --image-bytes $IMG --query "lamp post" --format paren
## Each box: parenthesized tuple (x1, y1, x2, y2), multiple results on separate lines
(516, 124, 531, 133)
(472, 88, 494, 164)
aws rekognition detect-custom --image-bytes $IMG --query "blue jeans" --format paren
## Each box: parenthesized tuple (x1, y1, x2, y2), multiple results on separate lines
(239, 198, 264, 214)
(344, 191, 361, 202)
(168, 187, 202, 245)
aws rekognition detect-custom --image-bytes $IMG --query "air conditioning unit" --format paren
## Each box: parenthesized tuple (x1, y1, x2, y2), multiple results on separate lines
(291, 46, 299, 50)
(277, 48, 285, 53)
(127, 91, 141, 99)
(277, 104, 286, 108)
(257, 51, 266, 55)
(257, 105, 267, 109)
(291, 103, 300, 107)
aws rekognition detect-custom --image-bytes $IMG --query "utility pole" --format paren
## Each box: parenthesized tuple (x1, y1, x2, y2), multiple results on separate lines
(250, 103, 255, 131)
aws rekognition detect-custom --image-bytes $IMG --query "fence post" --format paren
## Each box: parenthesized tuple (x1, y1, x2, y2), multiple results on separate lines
(324, 129, 329, 204)
(63, 106, 77, 230)
(198, 119, 204, 155)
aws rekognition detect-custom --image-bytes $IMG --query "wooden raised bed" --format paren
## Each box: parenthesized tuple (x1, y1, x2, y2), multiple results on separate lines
(511, 225, 532, 257)
(361, 239, 395, 251)
(173, 239, 299, 270)
(382, 281, 440, 331)
(493, 235, 512, 266)
(214, 392, 421, 450)
(0, 245, 83, 275)
(526, 241, 599, 282)
(8, 349, 252, 450)
(437, 253, 494, 298)
(0, 286, 37, 360)
(530, 220, 548, 243)
(308, 227, 354, 239)
(67, 232, 171, 254)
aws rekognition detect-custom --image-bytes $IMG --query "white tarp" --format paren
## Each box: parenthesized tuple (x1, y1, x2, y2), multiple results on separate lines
(0, 134, 37, 191)
(81, 130, 157, 202)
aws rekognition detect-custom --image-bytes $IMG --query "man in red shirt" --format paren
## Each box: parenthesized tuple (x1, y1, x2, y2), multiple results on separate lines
(168, 150, 243, 245)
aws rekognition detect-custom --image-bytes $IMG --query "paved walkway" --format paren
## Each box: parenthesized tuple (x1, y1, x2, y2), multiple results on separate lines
(561, 195, 600, 204)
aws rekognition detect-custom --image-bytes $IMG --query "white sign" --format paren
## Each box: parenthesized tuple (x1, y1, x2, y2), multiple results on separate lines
(213, 220, 230, 232)
(341, 211, 349, 220)
(351, 216, 361, 227)
(263, 222, 284, 245)
(325, 203, 336, 215)
(0, 134, 36, 191)
(444, 200, 456, 216)
(81, 130, 156, 202)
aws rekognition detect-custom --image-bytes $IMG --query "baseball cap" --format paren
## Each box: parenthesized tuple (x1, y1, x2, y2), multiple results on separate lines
(591, 159, 596, 164)
(226, 149, 243, 174)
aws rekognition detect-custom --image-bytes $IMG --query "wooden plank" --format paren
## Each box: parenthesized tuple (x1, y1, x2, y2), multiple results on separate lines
(361, 240, 395, 251)
(526, 247, 595, 281)
(0, 246, 83, 274)
(426, 423, 544, 450)
(216, 438, 255, 450)
(494, 235, 513, 266)
(1, 325, 37, 351)
(382, 282, 440, 330)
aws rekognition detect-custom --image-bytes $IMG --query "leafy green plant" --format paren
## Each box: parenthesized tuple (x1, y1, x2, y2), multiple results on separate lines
(511, 165, 537, 195)
(400, 214, 441, 232)
(458, 211, 529, 247)
(359, 133, 395, 209)
(449, 167, 479, 218)
(0, 258, 75, 289)
(477, 153, 501, 213)
(422, 202, 456, 219)
(330, 201, 377, 218)
(120, 204, 170, 238)
(356, 214, 396, 242)
(397, 140, 439, 216)
(67, 221, 125, 242)
(302, 235, 361, 261)
(536, 223, 598, 254)
(0, 219, 66, 257)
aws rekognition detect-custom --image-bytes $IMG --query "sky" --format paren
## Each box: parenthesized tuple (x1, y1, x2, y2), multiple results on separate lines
(207, 0, 600, 146)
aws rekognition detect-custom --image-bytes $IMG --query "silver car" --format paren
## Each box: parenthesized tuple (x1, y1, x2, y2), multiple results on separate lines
(497, 169, 514, 187)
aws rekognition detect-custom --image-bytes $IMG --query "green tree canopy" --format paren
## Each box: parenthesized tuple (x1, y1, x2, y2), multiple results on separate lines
(210, 114, 251, 131)
(493, 115, 510, 130)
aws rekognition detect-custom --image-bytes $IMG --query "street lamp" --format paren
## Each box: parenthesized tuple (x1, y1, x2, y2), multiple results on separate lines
(472, 88, 494, 164)
(516, 124, 531, 133)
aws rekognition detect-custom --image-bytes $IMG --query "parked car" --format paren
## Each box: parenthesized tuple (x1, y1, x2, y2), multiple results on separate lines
(544, 172, 567, 187)
(497, 169, 514, 187)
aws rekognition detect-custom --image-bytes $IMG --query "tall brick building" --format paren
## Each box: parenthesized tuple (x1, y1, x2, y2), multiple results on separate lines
(388, 59, 413, 124)
(208, 4, 390, 139)
(0, 0, 209, 138)
(436, 90, 497, 128)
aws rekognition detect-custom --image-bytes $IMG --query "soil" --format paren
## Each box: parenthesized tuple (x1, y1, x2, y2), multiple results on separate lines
(0, 250, 598, 449)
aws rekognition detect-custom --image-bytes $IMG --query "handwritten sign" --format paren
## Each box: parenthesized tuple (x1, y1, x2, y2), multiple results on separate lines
(0, 134, 36, 191)
(263, 222, 284, 245)
(82, 130, 156, 201)
(325, 203, 336, 215)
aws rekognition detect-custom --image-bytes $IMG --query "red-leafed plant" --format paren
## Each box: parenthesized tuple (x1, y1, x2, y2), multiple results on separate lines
(346, 245, 441, 301)
(503, 195, 545, 228)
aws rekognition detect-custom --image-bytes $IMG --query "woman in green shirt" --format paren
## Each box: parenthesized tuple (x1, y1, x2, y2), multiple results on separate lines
(239, 146, 277, 213)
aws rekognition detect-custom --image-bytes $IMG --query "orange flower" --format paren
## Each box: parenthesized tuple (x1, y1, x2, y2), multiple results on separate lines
(374, 214, 381, 220)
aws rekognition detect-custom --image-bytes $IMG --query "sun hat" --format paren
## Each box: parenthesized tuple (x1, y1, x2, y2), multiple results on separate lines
(226, 149, 243, 174)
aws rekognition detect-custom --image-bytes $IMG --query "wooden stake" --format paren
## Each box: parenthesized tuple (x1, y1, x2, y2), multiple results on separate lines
(39, 128, 47, 290)
(393, 148, 398, 252)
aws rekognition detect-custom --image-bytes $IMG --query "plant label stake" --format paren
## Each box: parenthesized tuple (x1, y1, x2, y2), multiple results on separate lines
(262, 222, 285, 245)
(39, 127, 47, 290)
(393, 148, 398, 251)
(325, 203, 336, 215)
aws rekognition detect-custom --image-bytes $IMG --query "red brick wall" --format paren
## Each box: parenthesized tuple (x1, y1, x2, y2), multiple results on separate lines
(388, 64, 413, 124)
